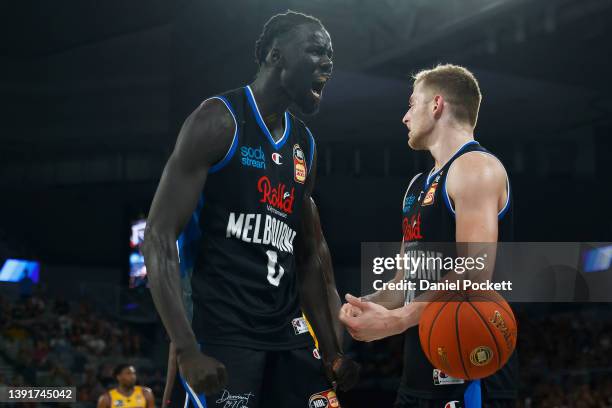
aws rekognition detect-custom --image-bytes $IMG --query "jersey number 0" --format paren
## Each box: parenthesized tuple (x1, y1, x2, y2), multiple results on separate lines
(266, 250, 285, 286)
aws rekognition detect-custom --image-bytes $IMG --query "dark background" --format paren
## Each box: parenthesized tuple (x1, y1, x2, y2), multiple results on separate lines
(0, 0, 611, 406)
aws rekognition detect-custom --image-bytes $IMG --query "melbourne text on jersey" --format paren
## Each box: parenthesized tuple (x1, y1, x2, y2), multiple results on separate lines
(226, 212, 297, 253)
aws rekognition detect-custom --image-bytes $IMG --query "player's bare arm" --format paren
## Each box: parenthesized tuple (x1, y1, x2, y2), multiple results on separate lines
(143, 387, 156, 408)
(161, 343, 177, 408)
(340, 151, 508, 342)
(96, 392, 110, 408)
(143, 98, 234, 395)
(294, 148, 360, 390)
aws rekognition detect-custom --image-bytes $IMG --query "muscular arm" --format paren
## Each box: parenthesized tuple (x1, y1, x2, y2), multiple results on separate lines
(341, 153, 507, 340)
(294, 148, 343, 361)
(142, 98, 234, 390)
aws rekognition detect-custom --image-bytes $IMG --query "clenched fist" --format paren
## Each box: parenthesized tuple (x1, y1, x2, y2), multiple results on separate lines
(177, 347, 227, 395)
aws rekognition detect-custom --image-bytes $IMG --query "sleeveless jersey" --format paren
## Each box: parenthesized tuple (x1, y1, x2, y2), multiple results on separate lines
(399, 140, 518, 399)
(108, 386, 146, 408)
(179, 86, 316, 350)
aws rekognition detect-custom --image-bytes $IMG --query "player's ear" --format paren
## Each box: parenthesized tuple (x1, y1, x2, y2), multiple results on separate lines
(433, 95, 444, 119)
(267, 47, 282, 67)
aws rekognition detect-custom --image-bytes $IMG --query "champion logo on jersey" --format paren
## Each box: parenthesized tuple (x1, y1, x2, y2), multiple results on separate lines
(271, 152, 282, 165)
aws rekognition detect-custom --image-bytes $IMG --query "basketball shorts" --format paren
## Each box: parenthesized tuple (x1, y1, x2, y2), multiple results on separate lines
(394, 397, 516, 408)
(394, 380, 516, 408)
(168, 343, 340, 408)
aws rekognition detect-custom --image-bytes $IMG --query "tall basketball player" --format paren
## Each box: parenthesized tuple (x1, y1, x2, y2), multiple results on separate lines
(143, 11, 359, 408)
(339, 65, 517, 407)
(97, 364, 155, 408)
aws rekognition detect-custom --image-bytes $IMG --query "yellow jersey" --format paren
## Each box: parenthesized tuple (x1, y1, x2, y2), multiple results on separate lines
(108, 386, 147, 408)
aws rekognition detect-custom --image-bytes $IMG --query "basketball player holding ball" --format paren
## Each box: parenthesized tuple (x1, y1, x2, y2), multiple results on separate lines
(339, 64, 518, 407)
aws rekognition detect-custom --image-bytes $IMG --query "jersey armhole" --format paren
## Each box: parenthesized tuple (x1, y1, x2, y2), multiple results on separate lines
(442, 151, 511, 219)
(208, 96, 239, 174)
(305, 126, 316, 173)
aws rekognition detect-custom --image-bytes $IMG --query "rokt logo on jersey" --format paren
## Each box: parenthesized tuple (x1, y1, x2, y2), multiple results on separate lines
(257, 176, 295, 214)
(271, 152, 282, 165)
(293, 144, 307, 184)
(240, 145, 266, 169)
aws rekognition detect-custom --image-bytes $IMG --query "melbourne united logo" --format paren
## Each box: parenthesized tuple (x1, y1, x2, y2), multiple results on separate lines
(240, 145, 266, 169)
(257, 176, 295, 214)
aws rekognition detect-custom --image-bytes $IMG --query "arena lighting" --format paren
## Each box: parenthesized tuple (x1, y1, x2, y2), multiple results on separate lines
(0, 259, 40, 283)
(582, 245, 612, 273)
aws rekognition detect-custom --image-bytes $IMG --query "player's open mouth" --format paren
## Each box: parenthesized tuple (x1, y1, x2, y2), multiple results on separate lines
(310, 76, 329, 99)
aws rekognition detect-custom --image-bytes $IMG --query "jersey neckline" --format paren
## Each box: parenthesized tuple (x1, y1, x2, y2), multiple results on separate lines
(425, 140, 480, 187)
(245, 85, 291, 151)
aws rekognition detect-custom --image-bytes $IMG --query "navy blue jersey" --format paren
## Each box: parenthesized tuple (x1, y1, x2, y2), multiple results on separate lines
(399, 140, 518, 399)
(178, 86, 316, 350)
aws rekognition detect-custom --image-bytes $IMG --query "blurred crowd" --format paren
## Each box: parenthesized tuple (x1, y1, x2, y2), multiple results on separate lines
(515, 306, 612, 408)
(2, 289, 612, 407)
(0, 292, 165, 406)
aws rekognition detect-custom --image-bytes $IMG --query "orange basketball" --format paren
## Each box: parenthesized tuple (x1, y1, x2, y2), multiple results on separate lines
(418, 290, 517, 380)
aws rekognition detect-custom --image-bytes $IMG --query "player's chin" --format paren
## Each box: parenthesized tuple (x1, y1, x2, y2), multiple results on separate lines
(407, 134, 424, 150)
(296, 91, 321, 115)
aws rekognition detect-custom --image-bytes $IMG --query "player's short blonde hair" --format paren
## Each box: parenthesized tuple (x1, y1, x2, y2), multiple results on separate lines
(413, 64, 482, 128)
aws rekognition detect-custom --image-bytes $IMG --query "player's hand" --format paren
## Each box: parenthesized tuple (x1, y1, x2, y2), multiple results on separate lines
(339, 294, 403, 342)
(327, 355, 361, 391)
(340, 302, 363, 318)
(177, 346, 227, 395)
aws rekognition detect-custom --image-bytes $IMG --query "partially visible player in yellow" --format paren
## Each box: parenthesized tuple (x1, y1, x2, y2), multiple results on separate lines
(98, 364, 155, 408)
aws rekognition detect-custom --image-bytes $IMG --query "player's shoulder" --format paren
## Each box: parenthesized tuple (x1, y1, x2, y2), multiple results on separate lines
(191, 96, 236, 134)
(139, 386, 153, 394)
(450, 149, 506, 181)
(97, 391, 111, 405)
(173, 95, 237, 165)
(447, 149, 506, 195)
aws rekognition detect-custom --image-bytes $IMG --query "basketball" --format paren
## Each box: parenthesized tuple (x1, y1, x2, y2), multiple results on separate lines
(419, 290, 517, 380)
